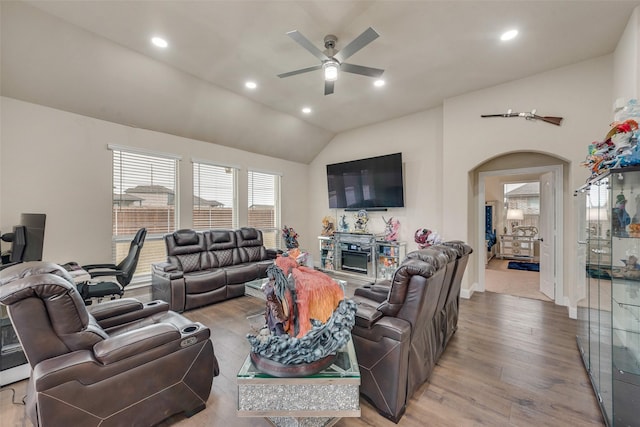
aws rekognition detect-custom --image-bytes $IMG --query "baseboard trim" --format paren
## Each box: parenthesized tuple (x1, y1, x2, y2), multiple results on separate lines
(566, 296, 577, 319)
(460, 282, 478, 299)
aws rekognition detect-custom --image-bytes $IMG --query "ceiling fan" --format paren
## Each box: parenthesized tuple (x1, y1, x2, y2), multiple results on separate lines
(277, 27, 384, 95)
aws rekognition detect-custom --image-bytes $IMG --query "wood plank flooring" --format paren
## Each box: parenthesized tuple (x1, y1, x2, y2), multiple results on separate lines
(0, 291, 604, 427)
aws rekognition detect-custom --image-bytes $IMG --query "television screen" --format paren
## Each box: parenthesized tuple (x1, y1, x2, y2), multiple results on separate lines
(326, 153, 404, 209)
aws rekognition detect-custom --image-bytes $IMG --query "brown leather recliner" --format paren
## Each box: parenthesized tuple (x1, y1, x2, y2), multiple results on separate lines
(438, 241, 473, 348)
(351, 247, 451, 423)
(0, 261, 219, 427)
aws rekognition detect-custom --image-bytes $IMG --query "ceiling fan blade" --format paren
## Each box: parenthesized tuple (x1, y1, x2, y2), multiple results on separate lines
(286, 30, 330, 62)
(277, 64, 322, 78)
(341, 63, 384, 78)
(324, 80, 335, 95)
(334, 27, 380, 63)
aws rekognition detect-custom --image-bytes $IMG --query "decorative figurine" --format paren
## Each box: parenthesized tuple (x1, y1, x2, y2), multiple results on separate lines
(321, 216, 335, 236)
(338, 214, 349, 232)
(414, 228, 442, 249)
(281, 225, 299, 249)
(383, 216, 400, 241)
(612, 193, 630, 237)
(353, 209, 369, 233)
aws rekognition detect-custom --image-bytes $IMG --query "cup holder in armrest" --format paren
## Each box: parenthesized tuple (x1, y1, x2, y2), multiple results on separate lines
(146, 301, 160, 306)
(182, 325, 199, 334)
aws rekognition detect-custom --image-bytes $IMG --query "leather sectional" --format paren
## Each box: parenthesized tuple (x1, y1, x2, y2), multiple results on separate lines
(151, 227, 278, 312)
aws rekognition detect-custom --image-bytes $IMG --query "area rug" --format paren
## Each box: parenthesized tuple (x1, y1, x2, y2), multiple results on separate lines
(507, 261, 540, 272)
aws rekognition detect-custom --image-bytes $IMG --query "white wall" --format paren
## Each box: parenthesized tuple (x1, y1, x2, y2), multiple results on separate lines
(613, 5, 640, 103)
(307, 107, 443, 264)
(443, 55, 613, 305)
(0, 97, 309, 265)
(307, 55, 613, 312)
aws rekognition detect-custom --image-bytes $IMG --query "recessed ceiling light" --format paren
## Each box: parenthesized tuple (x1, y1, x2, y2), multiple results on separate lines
(500, 29, 518, 41)
(245, 81, 257, 89)
(151, 36, 168, 48)
(374, 79, 385, 87)
(301, 107, 312, 114)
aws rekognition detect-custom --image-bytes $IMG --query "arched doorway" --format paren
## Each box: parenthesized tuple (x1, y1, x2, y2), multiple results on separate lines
(474, 152, 567, 306)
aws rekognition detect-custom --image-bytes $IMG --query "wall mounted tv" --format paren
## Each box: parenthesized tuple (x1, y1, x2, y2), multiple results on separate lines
(326, 152, 404, 210)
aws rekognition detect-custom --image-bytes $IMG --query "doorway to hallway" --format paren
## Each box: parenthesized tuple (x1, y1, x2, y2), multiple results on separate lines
(477, 164, 563, 306)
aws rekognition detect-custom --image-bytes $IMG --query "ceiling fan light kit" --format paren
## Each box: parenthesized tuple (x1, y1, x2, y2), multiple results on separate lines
(278, 27, 384, 95)
(323, 61, 339, 81)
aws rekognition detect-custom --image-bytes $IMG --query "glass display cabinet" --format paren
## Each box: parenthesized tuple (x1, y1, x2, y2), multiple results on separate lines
(375, 240, 406, 280)
(575, 167, 640, 426)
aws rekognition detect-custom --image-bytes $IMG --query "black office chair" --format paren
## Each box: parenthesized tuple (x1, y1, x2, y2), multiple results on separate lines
(77, 228, 147, 303)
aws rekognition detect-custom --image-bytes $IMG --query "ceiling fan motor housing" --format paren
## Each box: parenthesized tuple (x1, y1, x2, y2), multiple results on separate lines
(324, 34, 337, 49)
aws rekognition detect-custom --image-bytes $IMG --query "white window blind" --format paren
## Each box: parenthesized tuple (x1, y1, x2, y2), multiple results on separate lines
(112, 147, 178, 277)
(193, 162, 236, 230)
(248, 170, 280, 248)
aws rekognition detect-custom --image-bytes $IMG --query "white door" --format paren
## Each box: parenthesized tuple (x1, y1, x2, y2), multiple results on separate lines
(539, 171, 555, 299)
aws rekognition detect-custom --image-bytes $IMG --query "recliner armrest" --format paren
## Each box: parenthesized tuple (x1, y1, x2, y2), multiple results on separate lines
(88, 298, 170, 330)
(266, 248, 280, 259)
(152, 262, 182, 279)
(355, 303, 383, 328)
(93, 323, 180, 365)
(89, 298, 144, 320)
(354, 286, 389, 303)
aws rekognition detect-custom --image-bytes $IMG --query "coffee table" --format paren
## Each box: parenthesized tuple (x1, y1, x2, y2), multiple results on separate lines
(236, 339, 360, 427)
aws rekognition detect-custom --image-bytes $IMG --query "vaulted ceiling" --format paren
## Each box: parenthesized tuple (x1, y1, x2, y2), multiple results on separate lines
(2, 1, 639, 163)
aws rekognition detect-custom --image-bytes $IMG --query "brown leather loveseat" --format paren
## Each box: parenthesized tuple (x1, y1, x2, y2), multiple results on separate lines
(351, 241, 472, 422)
(151, 227, 277, 312)
(0, 261, 219, 427)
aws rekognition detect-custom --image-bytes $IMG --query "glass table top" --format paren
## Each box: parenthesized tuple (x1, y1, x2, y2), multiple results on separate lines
(237, 338, 359, 379)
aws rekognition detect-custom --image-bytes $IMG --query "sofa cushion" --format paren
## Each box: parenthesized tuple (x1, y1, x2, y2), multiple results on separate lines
(175, 252, 202, 274)
(238, 245, 267, 263)
(224, 264, 259, 284)
(184, 269, 226, 294)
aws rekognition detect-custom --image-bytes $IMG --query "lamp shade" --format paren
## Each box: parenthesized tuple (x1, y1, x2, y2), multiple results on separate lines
(506, 209, 524, 220)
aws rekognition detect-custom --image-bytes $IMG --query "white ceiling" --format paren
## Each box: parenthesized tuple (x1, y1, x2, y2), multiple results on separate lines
(2, 1, 639, 163)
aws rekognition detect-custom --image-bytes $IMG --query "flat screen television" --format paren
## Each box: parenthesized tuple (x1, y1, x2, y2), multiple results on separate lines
(326, 153, 404, 209)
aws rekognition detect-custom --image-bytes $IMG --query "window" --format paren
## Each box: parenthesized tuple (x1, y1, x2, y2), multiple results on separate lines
(504, 182, 540, 232)
(111, 146, 179, 279)
(193, 162, 237, 230)
(248, 170, 280, 248)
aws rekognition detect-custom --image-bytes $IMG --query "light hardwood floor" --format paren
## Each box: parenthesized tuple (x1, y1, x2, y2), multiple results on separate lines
(0, 291, 603, 427)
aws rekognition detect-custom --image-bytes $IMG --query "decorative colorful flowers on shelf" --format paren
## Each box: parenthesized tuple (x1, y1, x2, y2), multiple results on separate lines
(582, 99, 640, 177)
(282, 225, 299, 249)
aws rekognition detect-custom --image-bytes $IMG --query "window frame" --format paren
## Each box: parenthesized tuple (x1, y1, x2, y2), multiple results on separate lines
(109, 144, 181, 283)
(247, 169, 281, 249)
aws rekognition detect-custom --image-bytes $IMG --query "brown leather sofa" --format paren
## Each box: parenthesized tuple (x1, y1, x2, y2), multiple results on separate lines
(151, 227, 278, 312)
(351, 241, 472, 422)
(0, 261, 219, 427)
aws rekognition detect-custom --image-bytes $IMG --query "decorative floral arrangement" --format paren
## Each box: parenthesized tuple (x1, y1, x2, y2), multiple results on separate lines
(281, 225, 299, 249)
(414, 228, 442, 249)
(582, 99, 640, 177)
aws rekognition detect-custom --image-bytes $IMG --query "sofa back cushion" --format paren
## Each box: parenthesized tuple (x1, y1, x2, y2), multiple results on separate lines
(235, 227, 267, 262)
(203, 230, 238, 268)
(165, 230, 205, 273)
